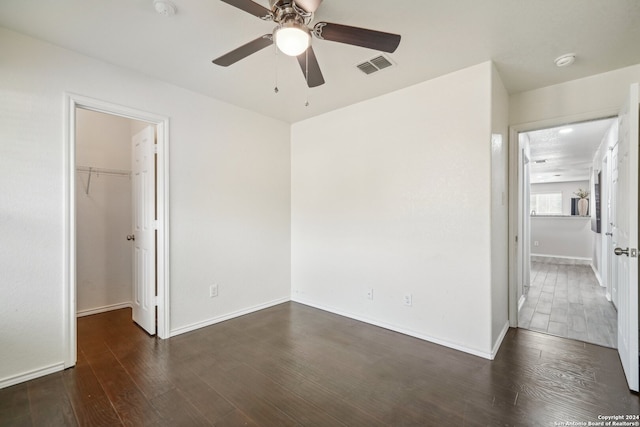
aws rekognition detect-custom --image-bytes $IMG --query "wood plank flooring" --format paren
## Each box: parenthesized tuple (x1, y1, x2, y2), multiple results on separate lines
(520, 261, 617, 347)
(1, 303, 638, 426)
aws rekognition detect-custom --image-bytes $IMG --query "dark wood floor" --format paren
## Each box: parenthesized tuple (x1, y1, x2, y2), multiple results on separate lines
(1, 303, 638, 426)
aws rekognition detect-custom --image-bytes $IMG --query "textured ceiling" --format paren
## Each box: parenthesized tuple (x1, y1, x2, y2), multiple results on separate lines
(527, 118, 617, 184)
(1, 0, 639, 123)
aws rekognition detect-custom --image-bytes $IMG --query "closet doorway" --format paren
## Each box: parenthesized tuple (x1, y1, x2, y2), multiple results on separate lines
(76, 109, 145, 317)
(65, 94, 170, 369)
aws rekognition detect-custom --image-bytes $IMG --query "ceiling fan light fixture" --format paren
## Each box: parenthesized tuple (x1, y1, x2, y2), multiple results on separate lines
(275, 21, 310, 56)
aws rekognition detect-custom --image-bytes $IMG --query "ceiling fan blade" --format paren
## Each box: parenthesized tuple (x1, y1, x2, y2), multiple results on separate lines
(219, 0, 272, 19)
(313, 22, 401, 53)
(294, 0, 322, 13)
(296, 46, 325, 87)
(212, 35, 273, 66)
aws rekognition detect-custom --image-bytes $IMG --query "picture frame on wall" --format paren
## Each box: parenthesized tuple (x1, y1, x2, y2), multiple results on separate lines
(590, 169, 601, 233)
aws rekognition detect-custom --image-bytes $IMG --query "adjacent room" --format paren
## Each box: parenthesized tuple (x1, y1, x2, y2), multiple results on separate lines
(1, 0, 639, 425)
(517, 118, 619, 348)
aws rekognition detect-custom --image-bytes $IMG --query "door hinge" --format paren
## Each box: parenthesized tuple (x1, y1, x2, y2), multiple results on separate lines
(153, 295, 159, 306)
(153, 145, 158, 154)
(152, 220, 159, 230)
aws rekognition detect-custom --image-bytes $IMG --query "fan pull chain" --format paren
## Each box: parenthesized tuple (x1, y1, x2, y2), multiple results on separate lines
(305, 49, 310, 107)
(274, 40, 279, 94)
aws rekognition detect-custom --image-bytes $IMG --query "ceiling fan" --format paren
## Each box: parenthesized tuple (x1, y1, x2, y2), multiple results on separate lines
(212, 0, 401, 87)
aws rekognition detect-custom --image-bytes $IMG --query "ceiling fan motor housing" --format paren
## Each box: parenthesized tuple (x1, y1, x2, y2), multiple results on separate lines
(269, 0, 312, 25)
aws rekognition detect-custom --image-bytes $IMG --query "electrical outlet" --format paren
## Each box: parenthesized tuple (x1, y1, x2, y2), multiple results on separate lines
(403, 294, 412, 306)
(209, 284, 218, 298)
(366, 288, 374, 300)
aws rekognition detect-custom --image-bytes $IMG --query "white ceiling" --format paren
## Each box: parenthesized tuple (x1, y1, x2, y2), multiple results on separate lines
(527, 118, 616, 184)
(1, 0, 639, 123)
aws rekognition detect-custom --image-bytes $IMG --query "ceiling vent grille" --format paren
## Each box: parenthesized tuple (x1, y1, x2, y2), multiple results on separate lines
(356, 55, 395, 75)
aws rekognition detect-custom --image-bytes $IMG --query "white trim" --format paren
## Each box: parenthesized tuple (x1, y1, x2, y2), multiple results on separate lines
(508, 108, 620, 327)
(518, 294, 526, 311)
(530, 254, 592, 264)
(76, 302, 133, 317)
(63, 95, 76, 369)
(64, 93, 171, 373)
(491, 321, 510, 360)
(0, 363, 65, 390)
(170, 297, 290, 337)
(292, 297, 496, 360)
(590, 263, 606, 288)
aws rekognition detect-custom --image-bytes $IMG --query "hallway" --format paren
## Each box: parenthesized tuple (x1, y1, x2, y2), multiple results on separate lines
(519, 260, 617, 348)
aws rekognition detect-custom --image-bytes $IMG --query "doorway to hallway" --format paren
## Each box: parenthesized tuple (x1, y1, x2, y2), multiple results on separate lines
(510, 83, 639, 392)
(515, 118, 618, 349)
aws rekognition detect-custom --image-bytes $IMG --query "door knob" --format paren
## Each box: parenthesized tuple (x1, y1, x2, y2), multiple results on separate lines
(614, 247, 629, 256)
(126, 234, 135, 241)
(605, 232, 613, 236)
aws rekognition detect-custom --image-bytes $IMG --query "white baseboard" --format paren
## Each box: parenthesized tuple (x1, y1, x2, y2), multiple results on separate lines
(491, 321, 510, 360)
(590, 264, 606, 288)
(292, 297, 496, 360)
(531, 254, 592, 265)
(170, 297, 290, 337)
(77, 302, 133, 317)
(0, 362, 65, 390)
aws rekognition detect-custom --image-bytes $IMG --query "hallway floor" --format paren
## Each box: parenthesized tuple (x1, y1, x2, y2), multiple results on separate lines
(519, 260, 617, 348)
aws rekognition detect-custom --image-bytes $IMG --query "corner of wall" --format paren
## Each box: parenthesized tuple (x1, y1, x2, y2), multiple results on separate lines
(490, 63, 510, 351)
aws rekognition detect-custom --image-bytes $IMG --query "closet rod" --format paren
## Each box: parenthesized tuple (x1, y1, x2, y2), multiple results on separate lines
(76, 165, 131, 177)
(77, 166, 131, 195)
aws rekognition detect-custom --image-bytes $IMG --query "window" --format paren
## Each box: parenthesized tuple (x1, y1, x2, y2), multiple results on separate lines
(530, 192, 562, 215)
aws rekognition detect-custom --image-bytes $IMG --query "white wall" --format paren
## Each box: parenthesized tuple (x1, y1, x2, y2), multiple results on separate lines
(528, 180, 593, 260)
(530, 217, 593, 259)
(75, 109, 144, 315)
(0, 27, 291, 387)
(291, 62, 506, 358)
(510, 64, 640, 125)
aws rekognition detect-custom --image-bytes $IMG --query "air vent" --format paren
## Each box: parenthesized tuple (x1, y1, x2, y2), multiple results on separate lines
(357, 62, 378, 75)
(356, 55, 395, 75)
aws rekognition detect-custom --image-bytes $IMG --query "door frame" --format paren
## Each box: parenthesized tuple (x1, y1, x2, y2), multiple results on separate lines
(601, 150, 612, 301)
(63, 93, 171, 368)
(508, 109, 618, 326)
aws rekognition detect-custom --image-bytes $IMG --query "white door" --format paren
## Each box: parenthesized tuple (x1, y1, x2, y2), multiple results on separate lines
(131, 126, 156, 335)
(614, 83, 639, 392)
